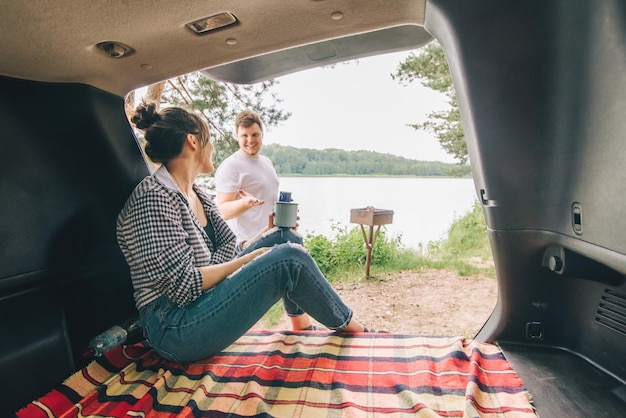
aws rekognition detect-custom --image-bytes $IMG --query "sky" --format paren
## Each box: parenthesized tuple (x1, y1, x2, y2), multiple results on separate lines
(135, 50, 454, 163)
(265, 50, 454, 163)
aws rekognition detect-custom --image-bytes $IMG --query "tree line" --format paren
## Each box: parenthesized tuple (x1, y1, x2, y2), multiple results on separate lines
(262, 144, 465, 177)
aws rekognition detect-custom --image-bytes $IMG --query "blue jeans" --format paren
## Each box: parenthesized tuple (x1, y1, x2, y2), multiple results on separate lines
(240, 228, 306, 317)
(139, 228, 353, 362)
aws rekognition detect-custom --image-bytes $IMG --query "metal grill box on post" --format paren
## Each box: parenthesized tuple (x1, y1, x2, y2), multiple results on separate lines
(350, 207, 394, 278)
(350, 207, 394, 226)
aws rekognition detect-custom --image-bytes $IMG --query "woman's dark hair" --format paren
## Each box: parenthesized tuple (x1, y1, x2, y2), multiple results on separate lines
(131, 102, 210, 164)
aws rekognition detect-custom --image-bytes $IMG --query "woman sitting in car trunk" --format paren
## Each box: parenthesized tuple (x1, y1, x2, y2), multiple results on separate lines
(116, 102, 380, 362)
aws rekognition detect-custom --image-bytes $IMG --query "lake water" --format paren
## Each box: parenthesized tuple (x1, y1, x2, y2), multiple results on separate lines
(278, 177, 478, 250)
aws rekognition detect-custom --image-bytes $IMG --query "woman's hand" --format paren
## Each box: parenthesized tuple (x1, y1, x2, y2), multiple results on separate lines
(199, 247, 271, 290)
(245, 247, 270, 263)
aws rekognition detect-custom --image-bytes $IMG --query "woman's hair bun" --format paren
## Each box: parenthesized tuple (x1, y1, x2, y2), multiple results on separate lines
(131, 102, 161, 130)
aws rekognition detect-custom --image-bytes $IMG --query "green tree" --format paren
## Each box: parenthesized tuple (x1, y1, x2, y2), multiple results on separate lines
(393, 42, 469, 172)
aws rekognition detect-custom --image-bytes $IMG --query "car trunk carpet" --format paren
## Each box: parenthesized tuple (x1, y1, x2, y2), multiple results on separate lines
(16, 331, 536, 417)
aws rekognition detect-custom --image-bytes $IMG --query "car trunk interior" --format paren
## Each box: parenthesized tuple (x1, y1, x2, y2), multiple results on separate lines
(1, 0, 626, 416)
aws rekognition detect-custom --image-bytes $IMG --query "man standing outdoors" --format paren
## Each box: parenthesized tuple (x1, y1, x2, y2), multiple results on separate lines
(215, 110, 279, 246)
(216, 110, 321, 331)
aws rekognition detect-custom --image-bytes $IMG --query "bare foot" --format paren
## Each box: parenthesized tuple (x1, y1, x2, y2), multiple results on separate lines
(290, 313, 313, 330)
(338, 318, 367, 332)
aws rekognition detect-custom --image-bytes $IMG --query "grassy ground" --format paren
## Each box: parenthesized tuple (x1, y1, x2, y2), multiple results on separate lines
(261, 201, 494, 327)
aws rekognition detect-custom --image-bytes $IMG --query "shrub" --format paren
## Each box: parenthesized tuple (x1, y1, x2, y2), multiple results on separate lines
(427, 201, 494, 276)
(303, 200, 493, 280)
(304, 223, 425, 281)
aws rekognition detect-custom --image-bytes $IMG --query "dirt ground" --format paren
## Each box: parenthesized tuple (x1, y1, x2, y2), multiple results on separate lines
(254, 268, 498, 338)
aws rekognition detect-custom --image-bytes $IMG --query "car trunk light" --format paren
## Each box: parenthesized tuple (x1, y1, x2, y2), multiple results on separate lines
(96, 41, 135, 58)
(186, 12, 238, 34)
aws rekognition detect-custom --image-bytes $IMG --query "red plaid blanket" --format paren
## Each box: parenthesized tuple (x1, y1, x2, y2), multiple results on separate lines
(16, 331, 535, 417)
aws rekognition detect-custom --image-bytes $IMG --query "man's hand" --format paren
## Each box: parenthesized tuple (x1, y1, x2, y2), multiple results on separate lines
(267, 211, 300, 231)
(238, 189, 264, 208)
(216, 189, 264, 220)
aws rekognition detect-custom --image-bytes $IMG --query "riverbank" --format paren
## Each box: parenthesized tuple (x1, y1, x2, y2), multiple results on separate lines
(254, 267, 498, 338)
(252, 198, 495, 337)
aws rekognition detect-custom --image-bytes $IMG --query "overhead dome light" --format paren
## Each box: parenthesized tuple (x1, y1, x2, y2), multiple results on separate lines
(96, 41, 135, 59)
(186, 12, 238, 34)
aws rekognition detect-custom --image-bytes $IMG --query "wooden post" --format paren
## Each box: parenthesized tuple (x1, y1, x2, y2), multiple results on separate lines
(359, 224, 383, 278)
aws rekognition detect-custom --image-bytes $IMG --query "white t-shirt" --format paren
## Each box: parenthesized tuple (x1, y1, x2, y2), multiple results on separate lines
(215, 150, 279, 241)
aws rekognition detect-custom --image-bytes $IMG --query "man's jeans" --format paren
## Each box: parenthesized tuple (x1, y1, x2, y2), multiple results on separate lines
(140, 227, 353, 362)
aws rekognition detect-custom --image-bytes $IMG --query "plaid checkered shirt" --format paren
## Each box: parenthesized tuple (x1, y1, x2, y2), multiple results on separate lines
(117, 166, 238, 309)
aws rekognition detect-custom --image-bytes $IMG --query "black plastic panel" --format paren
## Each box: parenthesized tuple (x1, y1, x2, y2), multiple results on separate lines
(203, 25, 433, 84)
(427, 0, 626, 252)
(426, 0, 626, 405)
(0, 75, 149, 414)
(0, 287, 73, 416)
(501, 343, 626, 417)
